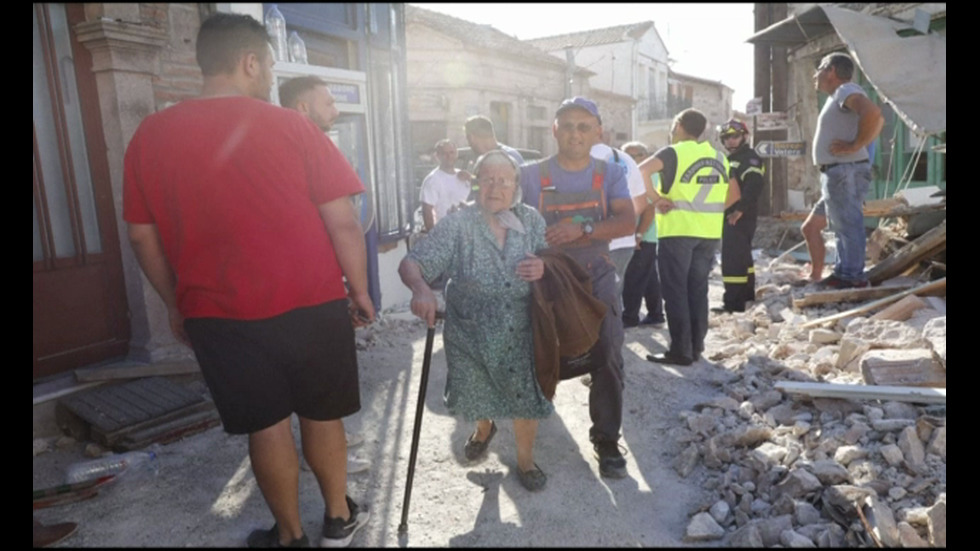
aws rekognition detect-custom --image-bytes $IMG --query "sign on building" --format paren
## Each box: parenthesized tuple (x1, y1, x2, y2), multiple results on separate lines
(746, 97, 763, 116)
(755, 141, 807, 158)
(754, 111, 789, 131)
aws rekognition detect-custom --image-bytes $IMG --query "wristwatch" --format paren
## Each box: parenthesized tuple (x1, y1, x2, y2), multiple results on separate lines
(581, 221, 595, 237)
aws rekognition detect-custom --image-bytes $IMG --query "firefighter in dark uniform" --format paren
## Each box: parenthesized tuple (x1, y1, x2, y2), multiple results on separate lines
(715, 119, 765, 313)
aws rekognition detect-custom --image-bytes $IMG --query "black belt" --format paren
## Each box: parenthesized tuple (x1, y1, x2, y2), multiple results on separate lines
(819, 160, 868, 173)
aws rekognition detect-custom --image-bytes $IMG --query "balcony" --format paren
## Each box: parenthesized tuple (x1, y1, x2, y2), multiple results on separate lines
(637, 95, 693, 122)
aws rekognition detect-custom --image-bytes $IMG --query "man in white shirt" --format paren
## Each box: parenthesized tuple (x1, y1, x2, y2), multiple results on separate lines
(590, 142, 647, 300)
(419, 139, 470, 231)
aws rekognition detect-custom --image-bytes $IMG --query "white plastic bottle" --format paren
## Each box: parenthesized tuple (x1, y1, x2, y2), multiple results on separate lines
(288, 31, 308, 64)
(264, 4, 288, 63)
(64, 450, 159, 484)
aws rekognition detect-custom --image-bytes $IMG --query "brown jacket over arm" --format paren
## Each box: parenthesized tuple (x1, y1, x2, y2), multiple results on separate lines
(530, 249, 607, 400)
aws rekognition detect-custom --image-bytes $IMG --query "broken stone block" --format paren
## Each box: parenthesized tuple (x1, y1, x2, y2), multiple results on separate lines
(809, 328, 841, 344)
(771, 494, 795, 516)
(730, 523, 764, 547)
(673, 443, 700, 478)
(879, 443, 905, 467)
(709, 500, 730, 524)
(837, 337, 870, 371)
(757, 515, 794, 547)
(687, 413, 718, 435)
(821, 485, 876, 525)
(897, 426, 925, 468)
(921, 316, 946, 367)
(780, 529, 816, 548)
(817, 524, 846, 547)
(897, 521, 928, 548)
(845, 318, 923, 347)
(888, 486, 907, 501)
(882, 400, 920, 420)
(865, 495, 900, 547)
(833, 445, 868, 466)
(773, 468, 822, 501)
(751, 442, 788, 467)
(684, 512, 725, 541)
(734, 425, 773, 447)
(846, 458, 881, 486)
(926, 494, 945, 548)
(927, 426, 945, 460)
(735, 319, 756, 338)
(750, 389, 783, 411)
(750, 498, 772, 515)
(842, 421, 870, 445)
(871, 418, 915, 432)
(807, 459, 851, 485)
(794, 501, 822, 526)
(915, 418, 934, 442)
(860, 349, 946, 387)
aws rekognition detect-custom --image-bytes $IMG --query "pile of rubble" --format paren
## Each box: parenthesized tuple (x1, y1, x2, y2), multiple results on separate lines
(677, 250, 946, 548)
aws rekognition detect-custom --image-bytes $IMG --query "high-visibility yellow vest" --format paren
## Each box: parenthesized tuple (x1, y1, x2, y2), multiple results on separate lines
(656, 140, 730, 239)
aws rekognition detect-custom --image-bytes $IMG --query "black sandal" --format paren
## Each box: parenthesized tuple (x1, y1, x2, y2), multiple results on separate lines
(463, 421, 496, 461)
(517, 464, 547, 492)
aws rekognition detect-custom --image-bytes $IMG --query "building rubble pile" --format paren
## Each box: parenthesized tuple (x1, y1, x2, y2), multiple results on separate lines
(680, 249, 946, 548)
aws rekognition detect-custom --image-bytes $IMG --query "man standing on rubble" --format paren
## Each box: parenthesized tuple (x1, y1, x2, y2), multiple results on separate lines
(811, 52, 884, 289)
(519, 97, 635, 479)
(124, 13, 372, 547)
(714, 119, 765, 314)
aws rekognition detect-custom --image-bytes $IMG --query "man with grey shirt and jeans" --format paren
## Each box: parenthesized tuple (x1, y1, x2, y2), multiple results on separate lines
(811, 52, 884, 289)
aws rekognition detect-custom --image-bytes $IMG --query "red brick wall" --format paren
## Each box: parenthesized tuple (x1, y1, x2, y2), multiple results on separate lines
(144, 3, 204, 110)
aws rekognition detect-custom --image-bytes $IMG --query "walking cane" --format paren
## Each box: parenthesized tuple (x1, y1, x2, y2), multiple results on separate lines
(398, 311, 444, 534)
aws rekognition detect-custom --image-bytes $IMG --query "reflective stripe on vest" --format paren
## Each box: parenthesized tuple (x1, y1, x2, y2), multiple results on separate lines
(656, 141, 729, 239)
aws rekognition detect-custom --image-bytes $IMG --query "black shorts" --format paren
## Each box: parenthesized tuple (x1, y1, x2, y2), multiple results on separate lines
(184, 300, 360, 435)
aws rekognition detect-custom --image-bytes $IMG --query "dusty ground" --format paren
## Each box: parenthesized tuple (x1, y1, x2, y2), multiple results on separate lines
(34, 262, 746, 548)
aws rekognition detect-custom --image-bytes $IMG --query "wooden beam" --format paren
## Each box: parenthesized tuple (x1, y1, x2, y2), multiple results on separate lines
(794, 284, 914, 309)
(777, 203, 946, 221)
(775, 381, 946, 405)
(869, 294, 928, 321)
(799, 277, 946, 329)
(75, 361, 200, 383)
(867, 220, 946, 284)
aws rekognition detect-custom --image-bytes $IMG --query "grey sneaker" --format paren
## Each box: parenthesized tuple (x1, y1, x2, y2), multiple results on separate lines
(593, 440, 628, 479)
(321, 496, 369, 548)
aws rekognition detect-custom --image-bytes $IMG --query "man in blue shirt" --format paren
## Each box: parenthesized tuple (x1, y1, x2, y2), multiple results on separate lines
(519, 97, 635, 479)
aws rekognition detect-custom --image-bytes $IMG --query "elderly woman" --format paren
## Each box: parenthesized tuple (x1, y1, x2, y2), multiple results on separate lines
(398, 150, 552, 492)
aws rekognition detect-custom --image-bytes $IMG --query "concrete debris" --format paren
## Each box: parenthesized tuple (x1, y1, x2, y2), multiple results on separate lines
(780, 528, 817, 548)
(709, 499, 731, 524)
(897, 426, 926, 468)
(808, 328, 841, 344)
(921, 316, 946, 367)
(675, 253, 946, 547)
(685, 512, 726, 541)
(926, 493, 946, 547)
(897, 521, 929, 547)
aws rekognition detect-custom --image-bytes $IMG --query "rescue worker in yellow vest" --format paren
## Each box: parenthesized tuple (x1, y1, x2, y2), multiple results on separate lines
(637, 109, 740, 366)
(715, 119, 765, 314)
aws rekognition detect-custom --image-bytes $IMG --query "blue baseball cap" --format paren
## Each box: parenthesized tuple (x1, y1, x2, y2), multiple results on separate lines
(556, 96, 602, 125)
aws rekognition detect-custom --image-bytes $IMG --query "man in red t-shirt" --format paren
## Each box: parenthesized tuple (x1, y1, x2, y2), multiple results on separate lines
(124, 13, 372, 548)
